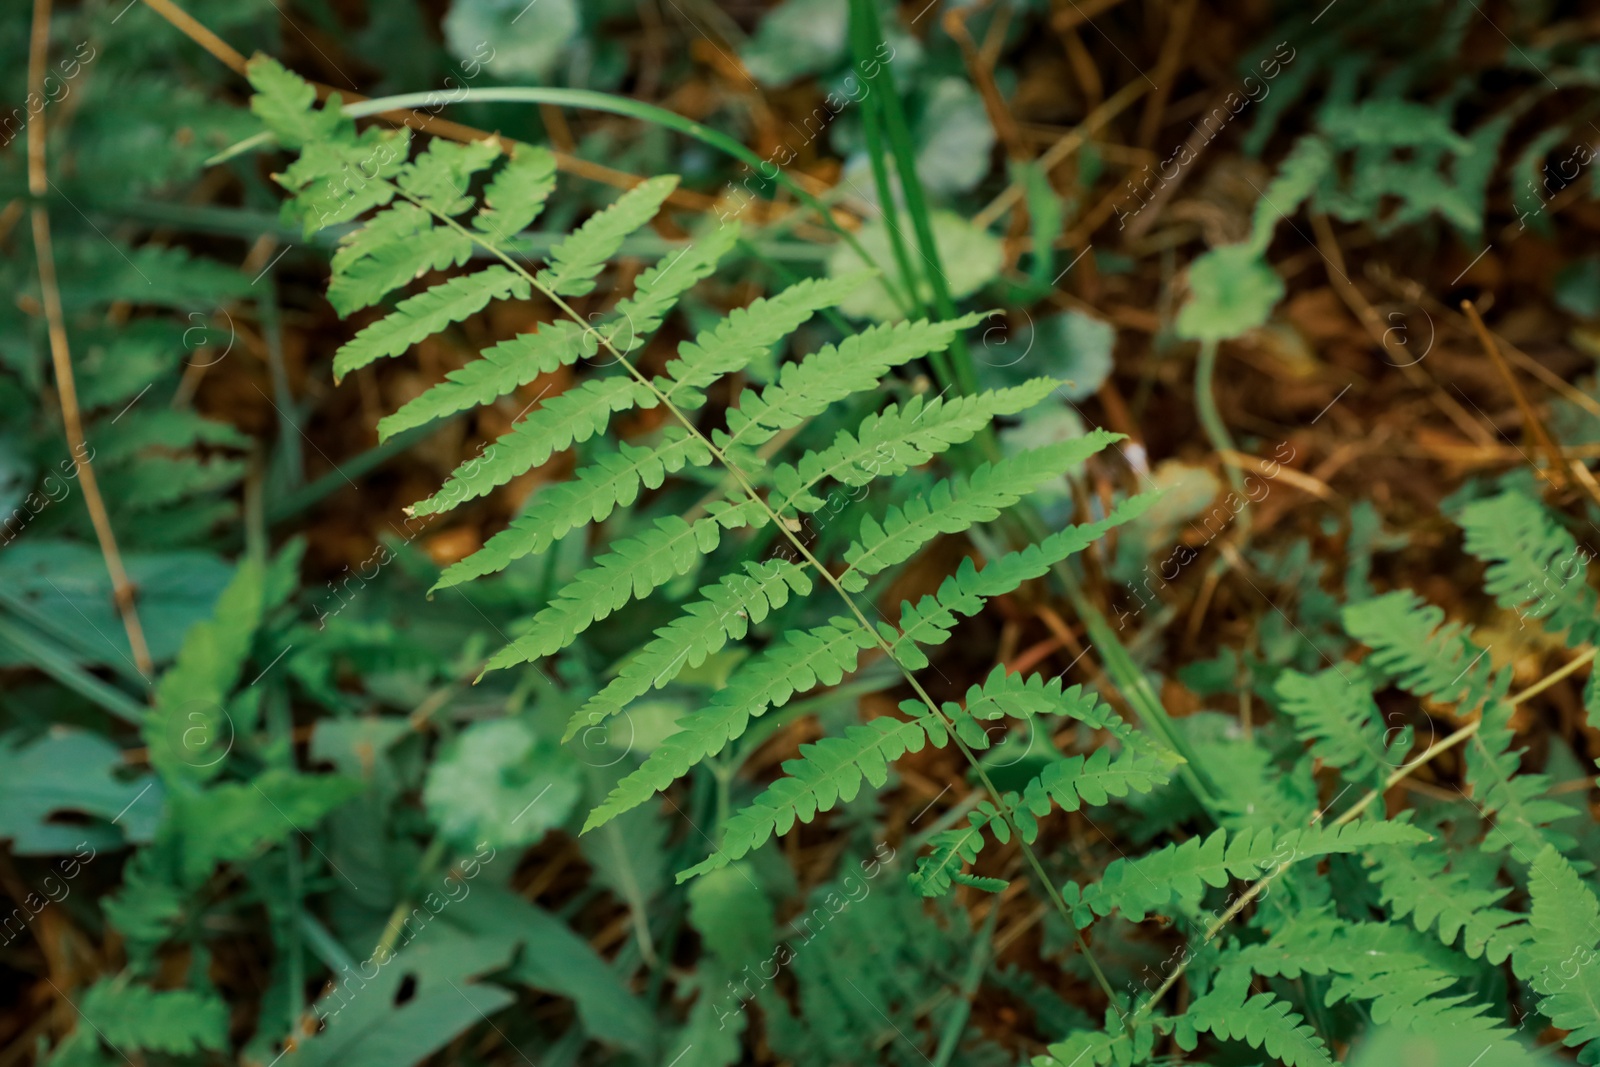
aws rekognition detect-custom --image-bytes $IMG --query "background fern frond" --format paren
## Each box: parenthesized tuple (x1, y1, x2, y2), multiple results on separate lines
(1366, 842, 1530, 965)
(76, 979, 229, 1055)
(1466, 698, 1579, 864)
(1174, 970, 1334, 1067)
(1273, 667, 1402, 787)
(1078, 820, 1429, 924)
(1459, 489, 1600, 644)
(1343, 590, 1507, 710)
(1518, 845, 1600, 1062)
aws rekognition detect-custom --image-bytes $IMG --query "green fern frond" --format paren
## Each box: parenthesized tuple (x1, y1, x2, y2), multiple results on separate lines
(1342, 592, 1572, 862)
(1365, 842, 1530, 965)
(585, 617, 880, 831)
(901, 663, 1124, 757)
(1174, 970, 1334, 1067)
(411, 376, 655, 516)
(77, 979, 229, 1055)
(143, 558, 264, 784)
(1231, 911, 1516, 1041)
(326, 203, 474, 316)
(886, 493, 1160, 671)
(719, 313, 989, 453)
(378, 320, 598, 440)
(607, 222, 741, 350)
(1033, 1022, 1149, 1067)
(911, 821, 995, 897)
(247, 54, 348, 148)
(1076, 820, 1430, 925)
(1518, 846, 1600, 1062)
(677, 717, 934, 880)
(396, 136, 502, 216)
(472, 144, 558, 238)
(1465, 697, 1578, 863)
(332, 266, 530, 380)
(563, 560, 813, 741)
(483, 508, 760, 671)
(767, 376, 1060, 513)
(966, 664, 1122, 727)
(1016, 746, 1181, 841)
(658, 275, 867, 410)
(437, 429, 713, 590)
(909, 742, 1176, 898)
(1459, 489, 1600, 644)
(535, 176, 679, 296)
(1342, 589, 1508, 710)
(840, 431, 1123, 591)
(1273, 667, 1403, 787)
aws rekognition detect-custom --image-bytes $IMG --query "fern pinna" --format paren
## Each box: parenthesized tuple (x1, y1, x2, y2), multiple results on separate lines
(246, 56, 1167, 909)
(249, 61, 1600, 1067)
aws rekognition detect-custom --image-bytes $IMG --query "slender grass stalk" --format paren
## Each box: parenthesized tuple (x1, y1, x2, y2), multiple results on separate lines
(1195, 339, 1248, 502)
(847, 0, 977, 396)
